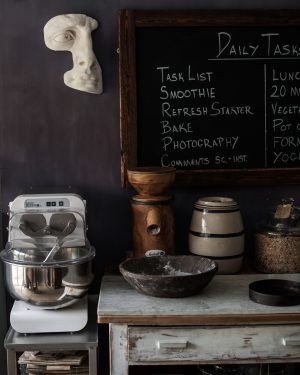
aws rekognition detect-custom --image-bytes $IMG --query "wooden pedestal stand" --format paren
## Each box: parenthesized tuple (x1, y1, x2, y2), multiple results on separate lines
(127, 167, 176, 257)
(131, 195, 175, 257)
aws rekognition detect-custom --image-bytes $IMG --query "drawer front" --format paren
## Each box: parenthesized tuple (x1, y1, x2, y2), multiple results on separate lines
(128, 325, 300, 364)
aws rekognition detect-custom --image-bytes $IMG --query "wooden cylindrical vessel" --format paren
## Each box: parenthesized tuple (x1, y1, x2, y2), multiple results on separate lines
(131, 195, 175, 258)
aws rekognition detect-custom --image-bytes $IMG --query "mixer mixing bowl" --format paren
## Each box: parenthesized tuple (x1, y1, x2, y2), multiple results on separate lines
(0, 247, 95, 308)
(0, 245, 95, 308)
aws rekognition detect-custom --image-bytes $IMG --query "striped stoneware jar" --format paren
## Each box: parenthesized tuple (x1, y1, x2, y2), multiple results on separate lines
(189, 197, 244, 274)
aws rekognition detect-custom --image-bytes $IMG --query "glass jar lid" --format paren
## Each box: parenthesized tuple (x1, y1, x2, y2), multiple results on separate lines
(260, 198, 300, 234)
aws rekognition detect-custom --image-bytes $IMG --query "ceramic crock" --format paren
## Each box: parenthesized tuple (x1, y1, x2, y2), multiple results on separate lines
(189, 196, 244, 274)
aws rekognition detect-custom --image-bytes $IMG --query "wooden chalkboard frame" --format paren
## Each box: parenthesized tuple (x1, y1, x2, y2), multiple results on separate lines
(119, 9, 300, 187)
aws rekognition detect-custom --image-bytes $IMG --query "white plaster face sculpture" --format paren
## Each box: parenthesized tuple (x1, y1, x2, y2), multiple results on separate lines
(44, 14, 103, 94)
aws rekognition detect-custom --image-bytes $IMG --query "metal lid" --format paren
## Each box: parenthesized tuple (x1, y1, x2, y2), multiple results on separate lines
(259, 198, 300, 234)
(249, 279, 300, 306)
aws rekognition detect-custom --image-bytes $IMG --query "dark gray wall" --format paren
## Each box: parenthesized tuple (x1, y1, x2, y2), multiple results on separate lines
(1, 0, 300, 373)
(1, 0, 300, 289)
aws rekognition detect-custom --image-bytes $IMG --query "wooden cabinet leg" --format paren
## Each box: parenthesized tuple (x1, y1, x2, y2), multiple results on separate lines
(109, 324, 129, 375)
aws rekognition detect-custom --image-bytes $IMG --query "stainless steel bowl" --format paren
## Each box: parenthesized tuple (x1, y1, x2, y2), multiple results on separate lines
(0, 246, 95, 309)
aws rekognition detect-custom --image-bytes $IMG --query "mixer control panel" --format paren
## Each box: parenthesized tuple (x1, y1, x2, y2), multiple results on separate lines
(24, 198, 70, 209)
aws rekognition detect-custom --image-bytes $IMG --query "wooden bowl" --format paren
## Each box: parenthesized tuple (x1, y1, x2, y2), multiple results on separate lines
(119, 255, 218, 298)
(127, 167, 176, 195)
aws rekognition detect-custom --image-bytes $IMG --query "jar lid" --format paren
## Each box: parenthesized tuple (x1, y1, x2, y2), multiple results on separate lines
(261, 198, 300, 234)
(195, 196, 238, 210)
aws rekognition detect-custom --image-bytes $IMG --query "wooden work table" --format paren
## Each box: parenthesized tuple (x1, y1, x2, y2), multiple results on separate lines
(98, 274, 300, 375)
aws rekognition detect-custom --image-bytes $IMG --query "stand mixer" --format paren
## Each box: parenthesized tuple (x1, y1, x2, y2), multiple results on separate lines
(0, 193, 95, 333)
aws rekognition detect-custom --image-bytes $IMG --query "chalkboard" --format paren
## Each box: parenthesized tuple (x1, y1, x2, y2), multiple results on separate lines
(119, 10, 300, 187)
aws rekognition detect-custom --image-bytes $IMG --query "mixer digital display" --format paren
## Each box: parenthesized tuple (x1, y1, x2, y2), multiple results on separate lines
(25, 198, 70, 208)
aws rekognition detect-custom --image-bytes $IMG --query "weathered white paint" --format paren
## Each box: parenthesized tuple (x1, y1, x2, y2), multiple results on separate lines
(98, 274, 300, 323)
(128, 325, 300, 364)
(97, 275, 300, 372)
(109, 324, 129, 375)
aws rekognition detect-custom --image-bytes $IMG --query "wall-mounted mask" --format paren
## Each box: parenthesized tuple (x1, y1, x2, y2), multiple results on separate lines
(44, 14, 103, 94)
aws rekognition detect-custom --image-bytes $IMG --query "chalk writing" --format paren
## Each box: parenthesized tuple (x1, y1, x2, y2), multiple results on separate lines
(135, 25, 300, 170)
(267, 66, 300, 166)
(215, 32, 300, 59)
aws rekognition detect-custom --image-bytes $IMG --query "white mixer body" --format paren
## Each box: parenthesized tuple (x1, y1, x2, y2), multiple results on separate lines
(0, 192, 95, 332)
(8, 193, 87, 249)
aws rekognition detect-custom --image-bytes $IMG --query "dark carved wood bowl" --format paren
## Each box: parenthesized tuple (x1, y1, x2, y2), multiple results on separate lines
(119, 255, 218, 298)
(127, 167, 176, 196)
